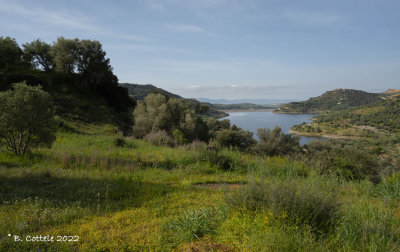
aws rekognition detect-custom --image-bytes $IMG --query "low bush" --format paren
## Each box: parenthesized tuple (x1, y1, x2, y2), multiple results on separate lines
(113, 137, 126, 148)
(304, 141, 380, 181)
(202, 150, 233, 171)
(144, 130, 175, 147)
(226, 178, 341, 234)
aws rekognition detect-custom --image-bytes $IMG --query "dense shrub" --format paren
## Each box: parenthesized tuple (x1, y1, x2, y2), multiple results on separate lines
(255, 126, 300, 156)
(113, 137, 126, 148)
(215, 127, 256, 151)
(304, 141, 380, 181)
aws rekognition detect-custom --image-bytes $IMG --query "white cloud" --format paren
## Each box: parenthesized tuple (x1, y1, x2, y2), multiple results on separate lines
(0, 1, 94, 31)
(166, 23, 206, 33)
(0, 1, 150, 42)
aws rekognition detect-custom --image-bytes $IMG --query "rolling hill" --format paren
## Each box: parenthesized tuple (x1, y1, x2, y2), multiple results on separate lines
(275, 89, 383, 113)
(120, 83, 182, 101)
(120, 83, 228, 118)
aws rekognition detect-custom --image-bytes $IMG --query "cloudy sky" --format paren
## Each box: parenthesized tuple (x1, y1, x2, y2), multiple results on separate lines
(1, 0, 399, 100)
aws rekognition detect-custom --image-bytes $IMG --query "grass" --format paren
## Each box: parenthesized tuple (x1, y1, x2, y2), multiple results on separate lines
(1, 120, 400, 251)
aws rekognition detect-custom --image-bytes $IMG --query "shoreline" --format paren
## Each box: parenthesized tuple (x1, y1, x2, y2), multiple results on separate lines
(289, 129, 359, 140)
(220, 109, 275, 113)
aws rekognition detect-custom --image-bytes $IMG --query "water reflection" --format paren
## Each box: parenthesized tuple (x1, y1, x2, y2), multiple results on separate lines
(222, 111, 325, 145)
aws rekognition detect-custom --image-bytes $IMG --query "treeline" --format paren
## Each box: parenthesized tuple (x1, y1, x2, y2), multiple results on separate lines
(0, 36, 135, 133)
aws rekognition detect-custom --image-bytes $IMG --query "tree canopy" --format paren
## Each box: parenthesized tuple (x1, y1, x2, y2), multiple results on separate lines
(0, 36, 23, 69)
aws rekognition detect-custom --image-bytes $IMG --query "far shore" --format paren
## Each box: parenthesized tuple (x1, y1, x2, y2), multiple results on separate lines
(289, 129, 359, 140)
(220, 108, 275, 113)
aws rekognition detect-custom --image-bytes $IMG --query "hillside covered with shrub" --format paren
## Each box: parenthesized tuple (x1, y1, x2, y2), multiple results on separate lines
(275, 89, 383, 113)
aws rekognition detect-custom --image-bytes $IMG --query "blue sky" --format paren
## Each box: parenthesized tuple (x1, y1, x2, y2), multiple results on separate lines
(1, 0, 399, 100)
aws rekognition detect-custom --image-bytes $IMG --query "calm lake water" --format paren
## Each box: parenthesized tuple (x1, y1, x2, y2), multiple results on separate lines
(222, 111, 325, 145)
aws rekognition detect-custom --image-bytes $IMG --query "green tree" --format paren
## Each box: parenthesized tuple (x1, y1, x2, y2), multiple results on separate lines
(0, 36, 22, 69)
(133, 94, 168, 137)
(22, 39, 54, 71)
(75, 39, 114, 88)
(255, 126, 300, 156)
(0, 82, 56, 156)
(215, 127, 256, 151)
(51, 37, 78, 74)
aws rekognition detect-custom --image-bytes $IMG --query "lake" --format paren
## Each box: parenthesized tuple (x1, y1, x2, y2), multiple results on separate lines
(222, 111, 325, 145)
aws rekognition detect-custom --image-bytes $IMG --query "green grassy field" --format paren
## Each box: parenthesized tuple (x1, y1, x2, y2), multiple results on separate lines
(1, 122, 400, 251)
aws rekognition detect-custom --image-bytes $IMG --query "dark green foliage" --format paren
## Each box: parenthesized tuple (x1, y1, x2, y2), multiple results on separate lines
(0, 82, 56, 155)
(113, 137, 126, 148)
(276, 89, 382, 113)
(226, 178, 341, 234)
(22, 39, 54, 71)
(304, 141, 380, 181)
(200, 150, 234, 170)
(255, 126, 300, 156)
(120, 83, 182, 101)
(0, 36, 135, 134)
(205, 118, 230, 140)
(214, 127, 256, 151)
(0, 36, 23, 69)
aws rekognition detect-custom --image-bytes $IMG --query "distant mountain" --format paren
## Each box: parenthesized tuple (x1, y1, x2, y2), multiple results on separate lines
(197, 98, 294, 105)
(275, 89, 383, 113)
(212, 103, 277, 110)
(120, 83, 228, 118)
(120, 83, 182, 101)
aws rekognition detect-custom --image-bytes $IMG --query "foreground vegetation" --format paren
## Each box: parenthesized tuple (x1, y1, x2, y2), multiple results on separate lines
(1, 121, 400, 251)
(2, 35, 400, 251)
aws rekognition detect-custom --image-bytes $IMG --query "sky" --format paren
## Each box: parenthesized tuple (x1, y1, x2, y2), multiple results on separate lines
(1, 0, 399, 100)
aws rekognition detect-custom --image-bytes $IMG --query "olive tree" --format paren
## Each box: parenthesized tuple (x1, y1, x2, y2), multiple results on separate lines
(22, 39, 54, 71)
(0, 82, 56, 156)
